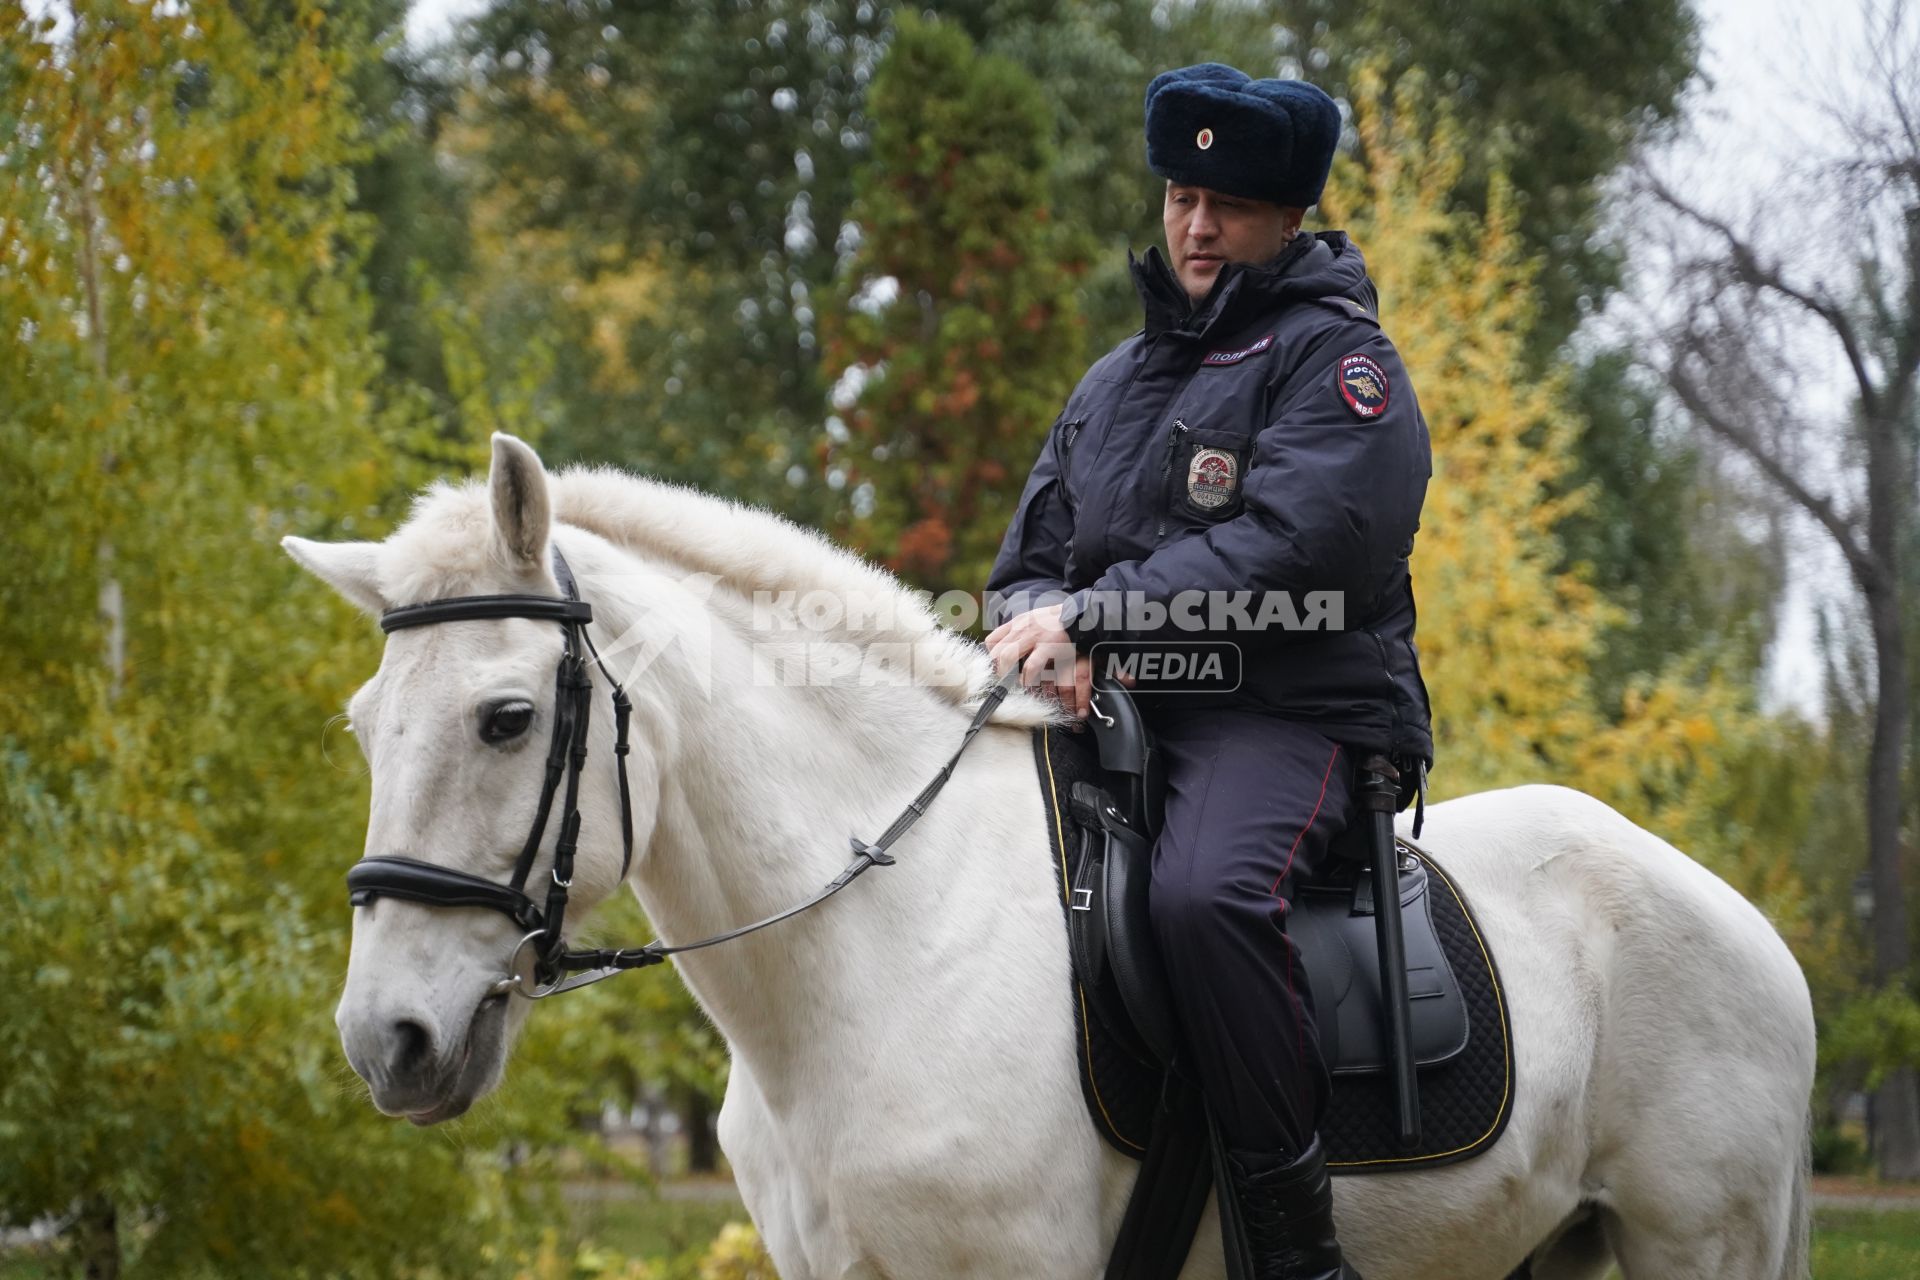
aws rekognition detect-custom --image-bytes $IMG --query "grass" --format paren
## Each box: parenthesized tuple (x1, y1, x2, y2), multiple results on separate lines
(0, 1259, 55, 1280)
(5, 1197, 1919, 1276)
(563, 1186, 749, 1259)
(1810, 1206, 1920, 1279)
(571, 1197, 1920, 1278)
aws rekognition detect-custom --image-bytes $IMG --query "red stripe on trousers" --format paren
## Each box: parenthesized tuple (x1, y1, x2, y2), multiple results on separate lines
(1270, 742, 1342, 1131)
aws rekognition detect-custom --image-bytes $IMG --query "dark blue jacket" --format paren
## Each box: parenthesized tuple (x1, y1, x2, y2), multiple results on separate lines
(985, 232, 1434, 762)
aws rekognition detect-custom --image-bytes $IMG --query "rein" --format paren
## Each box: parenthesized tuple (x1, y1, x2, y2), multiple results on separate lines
(344, 547, 1016, 1000)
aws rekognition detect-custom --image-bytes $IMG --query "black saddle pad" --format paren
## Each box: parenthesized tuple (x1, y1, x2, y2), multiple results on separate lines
(1035, 724, 1515, 1174)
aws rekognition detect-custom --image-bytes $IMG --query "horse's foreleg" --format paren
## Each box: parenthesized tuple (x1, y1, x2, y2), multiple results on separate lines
(716, 1065, 817, 1280)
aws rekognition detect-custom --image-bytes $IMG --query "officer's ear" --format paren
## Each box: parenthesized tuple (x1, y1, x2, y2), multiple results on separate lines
(1281, 205, 1307, 236)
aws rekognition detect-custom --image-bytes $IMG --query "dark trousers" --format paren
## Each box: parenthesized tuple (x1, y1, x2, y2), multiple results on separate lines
(1144, 704, 1353, 1159)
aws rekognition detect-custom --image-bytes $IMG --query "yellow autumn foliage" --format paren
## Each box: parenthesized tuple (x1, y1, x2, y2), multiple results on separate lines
(1321, 72, 1804, 927)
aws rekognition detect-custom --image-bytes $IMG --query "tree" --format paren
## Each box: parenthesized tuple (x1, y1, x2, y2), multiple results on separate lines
(1318, 71, 1804, 918)
(442, 0, 1702, 517)
(341, 0, 477, 430)
(1311, 0, 1700, 354)
(454, 0, 891, 522)
(820, 15, 1088, 589)
(1637, 2, 1920, 1177)
(1549, 351, 1781, 713)
(0, 4, 526, 1271)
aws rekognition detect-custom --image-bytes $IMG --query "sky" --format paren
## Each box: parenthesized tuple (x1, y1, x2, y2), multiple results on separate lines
(408, 0, 488, 46)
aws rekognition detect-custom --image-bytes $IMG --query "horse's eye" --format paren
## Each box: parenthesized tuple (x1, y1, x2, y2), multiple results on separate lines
(481, 701, 535, 744)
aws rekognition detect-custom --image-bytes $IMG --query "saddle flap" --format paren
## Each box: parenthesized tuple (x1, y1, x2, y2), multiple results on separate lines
(1099, 805, 1182, 1068)
(1291, 856, 1472, 1077)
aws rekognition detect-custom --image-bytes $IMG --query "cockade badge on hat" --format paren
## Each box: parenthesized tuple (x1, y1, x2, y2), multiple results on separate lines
(1196, 127, 1214, 150)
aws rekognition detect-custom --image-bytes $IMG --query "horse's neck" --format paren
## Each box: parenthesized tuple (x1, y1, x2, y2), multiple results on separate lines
(581, 537, 1048, 1102)
(649, 676, 1034, 1098)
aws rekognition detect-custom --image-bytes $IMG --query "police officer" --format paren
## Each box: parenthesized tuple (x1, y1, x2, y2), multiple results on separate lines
(984, 64, 1433, 1280)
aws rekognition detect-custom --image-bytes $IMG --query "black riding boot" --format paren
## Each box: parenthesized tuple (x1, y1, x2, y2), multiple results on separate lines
(1227, 1137, 1361, 1280)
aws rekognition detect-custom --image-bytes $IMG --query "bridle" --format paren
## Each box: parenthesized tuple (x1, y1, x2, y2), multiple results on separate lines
(344, 546, 1013, 999)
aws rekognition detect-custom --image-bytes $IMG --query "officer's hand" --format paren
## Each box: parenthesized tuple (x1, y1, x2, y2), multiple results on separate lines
(985, 604, 1093, 719)
(1058, 653, 1095, 722)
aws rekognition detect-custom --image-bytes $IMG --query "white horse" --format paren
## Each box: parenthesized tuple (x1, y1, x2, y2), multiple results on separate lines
(285, 435, 1815, 1280)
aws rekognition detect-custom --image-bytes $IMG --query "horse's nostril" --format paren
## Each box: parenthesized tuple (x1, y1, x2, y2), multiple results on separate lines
(390, 1018, 434, 1076)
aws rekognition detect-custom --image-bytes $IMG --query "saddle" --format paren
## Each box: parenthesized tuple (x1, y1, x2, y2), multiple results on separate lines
(1037, 679, 1514, 1280)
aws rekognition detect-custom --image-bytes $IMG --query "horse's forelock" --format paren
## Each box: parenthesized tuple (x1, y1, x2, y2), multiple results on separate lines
(374, 480, 503, 606)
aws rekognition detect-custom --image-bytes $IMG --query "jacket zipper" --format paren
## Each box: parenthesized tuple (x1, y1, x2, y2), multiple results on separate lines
(1153, 419, 1189, 542)
(1055, 418, 1086, 516)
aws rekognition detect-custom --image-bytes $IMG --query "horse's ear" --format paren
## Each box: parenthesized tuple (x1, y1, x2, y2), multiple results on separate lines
(282, 537, 388, 617)
(489, 432, 552, 573)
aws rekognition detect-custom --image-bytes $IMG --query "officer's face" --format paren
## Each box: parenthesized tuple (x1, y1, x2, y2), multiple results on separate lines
(1164, 183, 1301, 303)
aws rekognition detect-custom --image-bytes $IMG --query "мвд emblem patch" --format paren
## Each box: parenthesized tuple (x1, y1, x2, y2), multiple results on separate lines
(1188, 447, 1239, 510)
(1338, 353, 1390, 419)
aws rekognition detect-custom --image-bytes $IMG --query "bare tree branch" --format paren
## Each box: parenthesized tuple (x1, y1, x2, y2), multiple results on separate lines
(1870, 1, 1920, 167)
(1642, 171, 1883, 417)
(1663, 354, 1879, 591)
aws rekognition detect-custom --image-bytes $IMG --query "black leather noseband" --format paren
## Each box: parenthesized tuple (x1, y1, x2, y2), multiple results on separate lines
(343, 546, 1014, 999)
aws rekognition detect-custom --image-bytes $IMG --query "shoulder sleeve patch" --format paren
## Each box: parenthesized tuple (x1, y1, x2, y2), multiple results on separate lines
(1337, 353, 1390, 419)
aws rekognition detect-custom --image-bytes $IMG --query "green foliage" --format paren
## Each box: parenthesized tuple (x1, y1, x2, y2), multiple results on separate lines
(1329, 0, 1700, 354)
(0, 3, 511, 1272)
(443, 0, 1701, 510)
(1826, 990, 1920, 1092)
(0, 747, 507, 1275)
(952, 0, 1277, 342)
(341, 0, 476, 424)
(1815, 1124, 1875, 1176)
(821, 17, 1088, 589)
(1552, 350, 1780, 713)
(453, 0, 890, 521)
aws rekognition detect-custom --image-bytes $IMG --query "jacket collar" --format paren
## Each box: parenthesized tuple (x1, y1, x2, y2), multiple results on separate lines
(1131, 231, 1329, 338)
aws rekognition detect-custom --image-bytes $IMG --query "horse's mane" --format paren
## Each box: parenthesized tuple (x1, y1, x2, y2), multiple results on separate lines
(391, 465, 1053, 728)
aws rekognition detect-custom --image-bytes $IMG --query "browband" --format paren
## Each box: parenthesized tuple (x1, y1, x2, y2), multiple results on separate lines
(382, 595, 592, 633)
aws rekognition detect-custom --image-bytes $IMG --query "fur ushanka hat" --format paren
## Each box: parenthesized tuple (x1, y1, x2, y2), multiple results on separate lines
(1144, 63, 1340, 208)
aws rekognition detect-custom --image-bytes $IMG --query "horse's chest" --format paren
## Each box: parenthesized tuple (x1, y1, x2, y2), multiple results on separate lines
(725, 1100, 1110, 1279)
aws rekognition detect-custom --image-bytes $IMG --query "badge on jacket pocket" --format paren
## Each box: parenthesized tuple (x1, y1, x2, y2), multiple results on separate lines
(1188, 447, 1240, 510)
